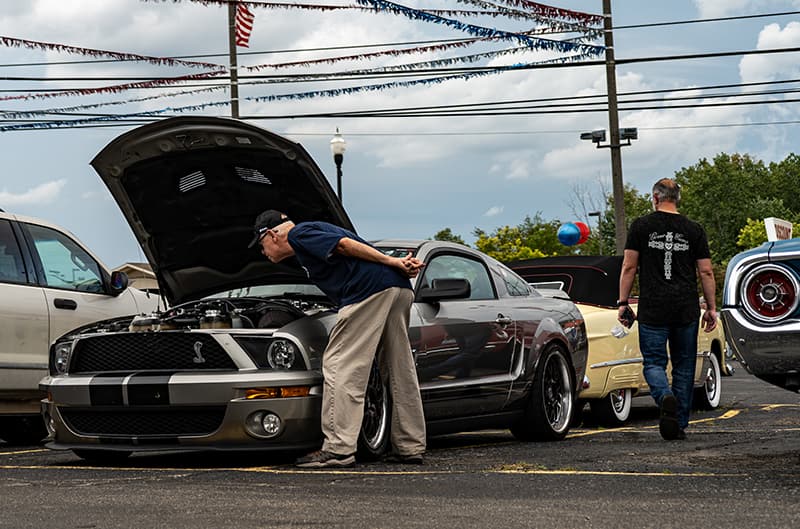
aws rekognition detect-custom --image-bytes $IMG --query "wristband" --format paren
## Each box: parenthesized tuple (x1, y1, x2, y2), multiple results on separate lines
(616, 300, 629, 307)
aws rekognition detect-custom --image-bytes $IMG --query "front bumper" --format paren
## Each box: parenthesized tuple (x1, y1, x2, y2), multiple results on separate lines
(40, 370, 324, 452)
(721, 309, 800, 391)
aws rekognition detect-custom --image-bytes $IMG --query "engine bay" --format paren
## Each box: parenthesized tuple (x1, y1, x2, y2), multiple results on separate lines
(71, 295, 335, 336)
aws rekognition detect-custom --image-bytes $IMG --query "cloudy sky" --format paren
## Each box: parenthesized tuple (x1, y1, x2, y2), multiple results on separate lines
(2, 0, 800, 268)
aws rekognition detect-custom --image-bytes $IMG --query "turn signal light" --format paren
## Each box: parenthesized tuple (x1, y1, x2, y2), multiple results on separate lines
(245, 386, 311, 399)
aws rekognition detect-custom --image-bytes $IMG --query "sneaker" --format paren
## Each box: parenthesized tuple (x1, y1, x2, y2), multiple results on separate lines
(384, 452, 425, 465)
(295, 450, 355, 469)
(676, 429, 687, 441)
(659, 394, 680, 441)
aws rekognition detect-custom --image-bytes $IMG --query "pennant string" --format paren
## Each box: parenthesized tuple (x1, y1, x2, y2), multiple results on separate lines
(0, 36, 222, 70)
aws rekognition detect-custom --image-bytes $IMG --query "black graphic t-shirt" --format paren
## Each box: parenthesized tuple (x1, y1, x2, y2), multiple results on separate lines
(625, 211, 710, 325)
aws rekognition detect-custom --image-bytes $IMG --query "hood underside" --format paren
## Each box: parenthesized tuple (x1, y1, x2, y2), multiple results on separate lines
(91, 116, 353, 305)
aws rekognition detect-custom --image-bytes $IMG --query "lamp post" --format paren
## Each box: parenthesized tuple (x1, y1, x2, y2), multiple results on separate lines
(588, 211, 602, 256)
(330, 128, 347, 203)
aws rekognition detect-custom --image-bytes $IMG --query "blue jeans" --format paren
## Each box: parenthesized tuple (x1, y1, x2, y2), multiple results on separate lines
(638, 322, 699, 429)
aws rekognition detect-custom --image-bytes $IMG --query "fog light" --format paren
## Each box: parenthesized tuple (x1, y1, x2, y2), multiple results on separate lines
(245, 411, 283, 439)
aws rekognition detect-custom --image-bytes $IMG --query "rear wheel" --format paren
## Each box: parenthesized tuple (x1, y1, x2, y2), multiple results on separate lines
(694, 353, 721, 410)
(357, 362, 391, 460)
(511, 344, 574, 441)
(589, 388, 633, 426)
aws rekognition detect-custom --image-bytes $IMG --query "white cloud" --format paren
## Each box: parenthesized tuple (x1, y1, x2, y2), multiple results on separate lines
(740, 22, 800, 82)
(0, 179, 67, 206)
(483, 206, 504, 217)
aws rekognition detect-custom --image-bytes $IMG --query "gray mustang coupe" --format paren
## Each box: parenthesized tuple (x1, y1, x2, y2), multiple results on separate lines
(40, 117, 588, 463)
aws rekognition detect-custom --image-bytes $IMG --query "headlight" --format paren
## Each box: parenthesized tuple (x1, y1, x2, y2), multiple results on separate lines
(53, 341, 74, 374)
(740, 263, 800, 323)
(267, 340, 297, 369)
(234, 337, 305, 370)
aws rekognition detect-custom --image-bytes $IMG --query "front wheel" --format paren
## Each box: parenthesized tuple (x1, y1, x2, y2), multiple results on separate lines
(357, 362, 391, 460)
(589, 388, 633, 426)
(511, 344, 574, 441)
(694, 352, 722, 410)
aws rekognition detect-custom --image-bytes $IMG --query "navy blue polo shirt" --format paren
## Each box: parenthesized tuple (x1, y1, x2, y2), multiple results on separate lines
(287, 221, 411, 307)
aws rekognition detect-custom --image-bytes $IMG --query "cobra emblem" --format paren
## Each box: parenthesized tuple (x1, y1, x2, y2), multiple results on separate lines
(192, 341, 206, 364)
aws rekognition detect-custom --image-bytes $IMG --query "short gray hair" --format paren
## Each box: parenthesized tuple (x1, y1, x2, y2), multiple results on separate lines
(652, 178, 681, 204)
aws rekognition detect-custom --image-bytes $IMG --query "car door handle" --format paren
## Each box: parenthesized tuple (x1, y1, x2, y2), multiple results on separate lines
(54, 298, 77, 310)
(495, 314, 512, 326)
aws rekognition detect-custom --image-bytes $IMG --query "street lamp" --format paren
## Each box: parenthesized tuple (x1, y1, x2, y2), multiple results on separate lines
(588, 211, 602, 256)
(330, 128, 347, 202)
(580, 127, 638, 255)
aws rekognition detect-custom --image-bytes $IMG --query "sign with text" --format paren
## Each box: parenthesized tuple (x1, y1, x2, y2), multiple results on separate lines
(764, 217, 793, 241)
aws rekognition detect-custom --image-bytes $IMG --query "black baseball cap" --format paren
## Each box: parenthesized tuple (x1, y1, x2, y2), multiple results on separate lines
(248, 209, 292, 248)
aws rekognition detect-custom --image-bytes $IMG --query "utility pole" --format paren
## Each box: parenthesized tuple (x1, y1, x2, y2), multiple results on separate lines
(603, 0, 626, 255)
(227, 1, 240, 119)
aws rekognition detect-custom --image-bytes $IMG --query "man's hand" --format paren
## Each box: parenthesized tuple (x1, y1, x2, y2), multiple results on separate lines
(702, 309, 718, 332)
(397, 252, 425, 278)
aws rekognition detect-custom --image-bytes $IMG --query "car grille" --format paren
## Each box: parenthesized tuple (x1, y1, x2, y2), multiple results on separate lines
(70, 333, 237, 373)
(60, 406, 227, 437)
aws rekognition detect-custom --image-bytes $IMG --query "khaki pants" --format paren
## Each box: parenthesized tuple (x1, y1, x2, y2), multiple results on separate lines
(321, 287, 426, 456)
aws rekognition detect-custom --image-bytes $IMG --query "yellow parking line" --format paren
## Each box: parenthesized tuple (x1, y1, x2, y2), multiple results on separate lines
(0, 448, 48, 456)
(567, 408, 741, 438)
(495, 469, 741, 477)
(760, 404, 800, 411)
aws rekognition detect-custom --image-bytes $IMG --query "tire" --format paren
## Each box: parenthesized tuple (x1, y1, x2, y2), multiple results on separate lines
(0, 416, 47, 445)
(357, 362, 391, 460)
(589, 388, 633, 426)
(694, 352, 722, 410)
(511, 344, 574, 441)
(72, 449, 132, 465)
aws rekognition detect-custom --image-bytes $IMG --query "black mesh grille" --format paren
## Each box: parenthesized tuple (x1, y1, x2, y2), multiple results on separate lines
(60, 407, 226, 436)
(70, 333, 237, 373)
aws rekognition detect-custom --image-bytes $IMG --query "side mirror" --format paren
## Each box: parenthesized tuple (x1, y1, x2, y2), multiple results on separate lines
(417, 278, 471, 303)
(109, 270, 129, 296)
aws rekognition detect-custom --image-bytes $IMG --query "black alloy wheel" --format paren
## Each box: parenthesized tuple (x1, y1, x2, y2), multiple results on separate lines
(511, 344, 574, 441)
(357, 362, 391, 460)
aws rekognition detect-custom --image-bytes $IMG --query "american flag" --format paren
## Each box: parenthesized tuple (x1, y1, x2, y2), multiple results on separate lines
(235, 3, 255, 48)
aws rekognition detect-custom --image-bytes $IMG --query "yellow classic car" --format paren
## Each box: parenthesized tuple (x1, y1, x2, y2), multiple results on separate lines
(508, 255, 731, 426)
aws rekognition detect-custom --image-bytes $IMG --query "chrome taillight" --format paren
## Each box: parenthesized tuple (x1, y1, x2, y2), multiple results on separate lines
(741, 264, 799, 323)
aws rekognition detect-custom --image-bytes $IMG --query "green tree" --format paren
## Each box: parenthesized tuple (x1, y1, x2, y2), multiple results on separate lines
(596, 183, 652, 256)
(431, 228, 466, 245)
(473, 225, 550, 262)
(473, 212, 570, 261)
(673, 153, 782, 263)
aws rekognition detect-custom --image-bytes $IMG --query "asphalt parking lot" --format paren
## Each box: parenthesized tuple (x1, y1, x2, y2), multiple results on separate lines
(2, 363, 798, 529)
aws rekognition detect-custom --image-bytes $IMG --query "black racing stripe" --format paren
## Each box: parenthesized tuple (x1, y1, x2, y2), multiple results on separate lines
(89, 376, 126, 406)
(127, 372, 175, 405)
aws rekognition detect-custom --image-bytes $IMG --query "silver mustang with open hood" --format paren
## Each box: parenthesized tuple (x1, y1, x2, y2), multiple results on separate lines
(40, 117, 588, 463)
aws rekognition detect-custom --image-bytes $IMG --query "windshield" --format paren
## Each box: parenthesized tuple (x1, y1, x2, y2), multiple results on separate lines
(208, 284, 325, 299)
(376, 246, 418, 258)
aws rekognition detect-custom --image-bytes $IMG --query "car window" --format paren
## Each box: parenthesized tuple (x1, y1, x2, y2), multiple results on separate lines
(421, 253, 495, 300)
(496, 265, 531, 297)
(0, 220, 27, 284)
(26, 224, 105, 293)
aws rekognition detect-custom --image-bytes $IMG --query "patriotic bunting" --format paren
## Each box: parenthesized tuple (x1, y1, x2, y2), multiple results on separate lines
(1, 0, 606, 130)
(0, 36, 221, 69)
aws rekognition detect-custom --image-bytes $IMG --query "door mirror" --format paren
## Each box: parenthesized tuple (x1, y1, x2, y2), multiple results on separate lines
(417, 278, 471, 303)
(109, 270, 129, 296)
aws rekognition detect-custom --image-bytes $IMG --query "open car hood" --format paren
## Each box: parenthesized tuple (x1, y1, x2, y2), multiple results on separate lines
(91, 116, 353, 305)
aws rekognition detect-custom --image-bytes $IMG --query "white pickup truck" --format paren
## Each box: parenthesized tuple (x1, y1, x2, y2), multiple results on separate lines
(0, 209, 158, 444)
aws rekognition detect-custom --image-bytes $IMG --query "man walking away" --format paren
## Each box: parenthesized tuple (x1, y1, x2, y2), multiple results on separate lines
(618, 178, 717, 440)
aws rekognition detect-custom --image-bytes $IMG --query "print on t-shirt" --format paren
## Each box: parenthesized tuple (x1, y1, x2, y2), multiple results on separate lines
(647, 231, 690, 280)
